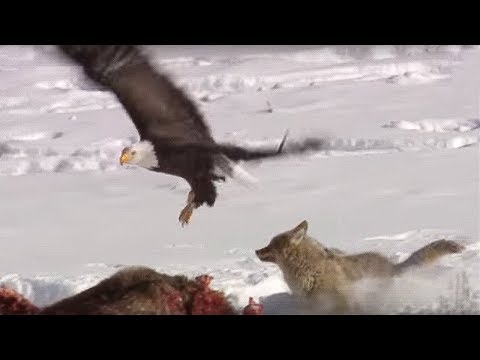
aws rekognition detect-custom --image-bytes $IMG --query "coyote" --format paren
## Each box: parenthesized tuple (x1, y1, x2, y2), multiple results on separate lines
(255, 220, 465, 313)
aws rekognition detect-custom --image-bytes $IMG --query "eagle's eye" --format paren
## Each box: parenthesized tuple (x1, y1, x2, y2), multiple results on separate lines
(131, 150, 137, 156)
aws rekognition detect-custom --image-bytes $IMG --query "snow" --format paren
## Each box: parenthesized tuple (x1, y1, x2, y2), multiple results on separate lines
(0, 45, 479, 314)
(383, 118, 480, 133)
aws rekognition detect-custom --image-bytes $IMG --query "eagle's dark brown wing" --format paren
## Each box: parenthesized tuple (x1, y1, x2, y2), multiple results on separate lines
(58, 45, 214, 146)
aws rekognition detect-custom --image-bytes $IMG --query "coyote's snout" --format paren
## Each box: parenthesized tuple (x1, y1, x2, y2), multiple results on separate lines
(255, 246, 276, 263)
(255, 220, 465, 313)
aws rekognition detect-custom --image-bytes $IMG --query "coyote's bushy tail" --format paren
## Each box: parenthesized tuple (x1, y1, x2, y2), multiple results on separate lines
(393, 239, 465, 275)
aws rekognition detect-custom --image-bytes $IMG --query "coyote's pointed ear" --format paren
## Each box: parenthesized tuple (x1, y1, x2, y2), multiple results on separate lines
(290, 220, 308, 245)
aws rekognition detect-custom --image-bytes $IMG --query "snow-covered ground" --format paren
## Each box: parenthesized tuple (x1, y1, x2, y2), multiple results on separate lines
(0, 45, 479, 314)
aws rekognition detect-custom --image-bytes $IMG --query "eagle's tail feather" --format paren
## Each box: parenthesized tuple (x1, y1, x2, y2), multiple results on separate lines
(214, 155, 258, 188)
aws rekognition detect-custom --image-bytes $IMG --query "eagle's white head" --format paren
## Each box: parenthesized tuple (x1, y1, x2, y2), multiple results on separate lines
(119, 141, 159, 169)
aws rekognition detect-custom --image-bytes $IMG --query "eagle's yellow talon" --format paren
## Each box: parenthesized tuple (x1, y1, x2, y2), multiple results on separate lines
(179, 204, 194, 227)
(179, 191, 196, 227)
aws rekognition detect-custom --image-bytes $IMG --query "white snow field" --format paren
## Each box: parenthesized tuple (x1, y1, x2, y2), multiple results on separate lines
(0, 45, 479, 314)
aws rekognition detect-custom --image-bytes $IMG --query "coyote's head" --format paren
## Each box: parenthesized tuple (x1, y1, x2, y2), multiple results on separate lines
(255, 220, 309, 263)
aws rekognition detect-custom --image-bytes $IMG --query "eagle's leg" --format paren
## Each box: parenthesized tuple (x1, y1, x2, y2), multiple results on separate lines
(179, 190, 197, 227)
(178, 179, 217, 227)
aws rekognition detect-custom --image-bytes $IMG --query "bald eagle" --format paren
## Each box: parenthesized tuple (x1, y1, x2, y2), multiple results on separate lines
(57, 45, 325, 226)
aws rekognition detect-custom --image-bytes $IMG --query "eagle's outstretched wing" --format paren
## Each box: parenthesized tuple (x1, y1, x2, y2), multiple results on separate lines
(58, 45, 214, 147)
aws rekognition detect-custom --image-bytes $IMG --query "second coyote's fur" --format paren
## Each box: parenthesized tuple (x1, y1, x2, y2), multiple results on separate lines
(255, 220, 465, 313)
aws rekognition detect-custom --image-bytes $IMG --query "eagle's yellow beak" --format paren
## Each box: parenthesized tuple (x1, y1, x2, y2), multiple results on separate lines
(120, 151, 132, 165)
